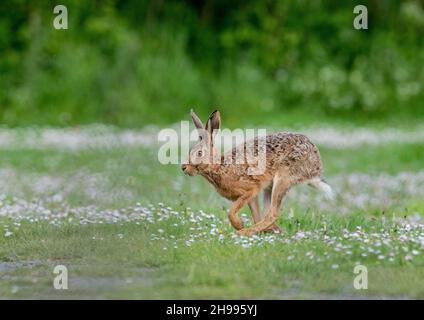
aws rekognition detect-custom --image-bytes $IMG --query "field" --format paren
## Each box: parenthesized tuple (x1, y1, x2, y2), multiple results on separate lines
(0, 123, 423, 299)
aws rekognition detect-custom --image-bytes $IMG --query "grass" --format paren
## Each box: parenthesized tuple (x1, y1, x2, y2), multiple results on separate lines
(0, 126, 423, 299)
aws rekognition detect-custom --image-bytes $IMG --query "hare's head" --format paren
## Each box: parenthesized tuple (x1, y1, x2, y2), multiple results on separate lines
(182, 110, 221, 176)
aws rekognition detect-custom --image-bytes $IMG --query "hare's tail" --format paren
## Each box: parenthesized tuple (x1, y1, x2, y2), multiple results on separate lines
(307, 177, 335, 200)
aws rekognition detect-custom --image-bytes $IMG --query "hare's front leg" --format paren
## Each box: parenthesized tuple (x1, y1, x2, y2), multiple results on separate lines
(237, 174, 291, 236)
(262, 188, 283, 234)
(228, 193, 255, 230)
(248, 194, 281, 233)
(248, 196, 261, 223)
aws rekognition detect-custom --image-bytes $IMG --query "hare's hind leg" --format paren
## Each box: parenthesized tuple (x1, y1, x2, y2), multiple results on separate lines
(238, 174, 290, 236)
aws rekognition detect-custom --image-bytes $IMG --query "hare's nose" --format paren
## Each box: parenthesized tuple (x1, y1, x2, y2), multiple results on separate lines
(181, 164, 187, 172)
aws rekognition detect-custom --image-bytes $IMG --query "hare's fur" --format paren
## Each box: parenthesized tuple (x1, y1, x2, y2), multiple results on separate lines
(182, 110, 332, 236)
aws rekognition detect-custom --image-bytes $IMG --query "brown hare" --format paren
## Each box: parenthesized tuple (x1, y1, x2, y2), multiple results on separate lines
(182, 110, 333, 236)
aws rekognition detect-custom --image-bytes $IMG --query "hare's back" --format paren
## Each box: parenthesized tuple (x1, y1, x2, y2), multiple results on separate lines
(224, 131, 322, 178)
(266, 132, 317, 155)
(267, 132, 322, 178)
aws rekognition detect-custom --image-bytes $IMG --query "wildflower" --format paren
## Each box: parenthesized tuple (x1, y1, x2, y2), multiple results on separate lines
(4, 231, 13, 237)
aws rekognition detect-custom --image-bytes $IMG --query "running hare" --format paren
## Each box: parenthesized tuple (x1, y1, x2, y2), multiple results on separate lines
(182, 110, 333, 236)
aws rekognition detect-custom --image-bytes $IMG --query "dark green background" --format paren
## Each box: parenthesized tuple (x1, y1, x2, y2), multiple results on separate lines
(0, 0, 423, 127)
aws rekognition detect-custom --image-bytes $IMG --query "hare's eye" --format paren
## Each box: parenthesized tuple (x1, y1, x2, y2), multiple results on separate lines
(197, 150, 203, 157)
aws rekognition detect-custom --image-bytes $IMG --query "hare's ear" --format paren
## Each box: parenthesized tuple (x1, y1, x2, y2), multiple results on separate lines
(206, 110, 221, 137)
(191, 109, 204, 129)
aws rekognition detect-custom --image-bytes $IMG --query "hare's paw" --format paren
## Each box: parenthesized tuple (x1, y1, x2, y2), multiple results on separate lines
(237, 224, 282, 236)
(236, 227, 257, 236)
(230, 218, 244, 230)
(264, 224, 283, 234)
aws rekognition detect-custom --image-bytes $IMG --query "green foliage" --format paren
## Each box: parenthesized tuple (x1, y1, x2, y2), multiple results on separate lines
(0, 0, 423, 127)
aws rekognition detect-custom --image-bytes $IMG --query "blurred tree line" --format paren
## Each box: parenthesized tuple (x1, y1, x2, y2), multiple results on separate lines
(0, 0, 423, 127)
